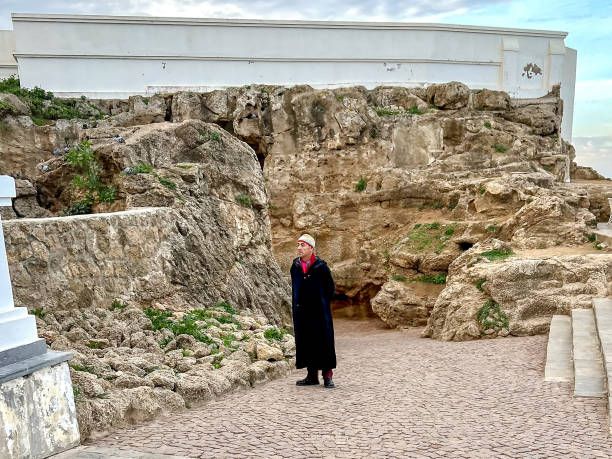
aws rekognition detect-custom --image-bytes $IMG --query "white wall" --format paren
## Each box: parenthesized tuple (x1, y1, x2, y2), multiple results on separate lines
(0, 30, 17, 79)
(10, 14, 576, 139)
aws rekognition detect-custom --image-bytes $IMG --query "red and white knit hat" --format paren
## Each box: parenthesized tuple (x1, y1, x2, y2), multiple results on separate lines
(297, 233, 315, 248)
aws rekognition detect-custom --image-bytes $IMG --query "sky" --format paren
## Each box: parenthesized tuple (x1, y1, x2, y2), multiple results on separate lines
(0, 0, 610, 177)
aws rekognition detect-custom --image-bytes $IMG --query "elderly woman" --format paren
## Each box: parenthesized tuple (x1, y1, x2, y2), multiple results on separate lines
(290, 234, 337, 388)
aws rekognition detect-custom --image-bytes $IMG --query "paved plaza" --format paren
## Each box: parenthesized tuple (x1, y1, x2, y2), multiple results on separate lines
(60, 319, 611, 458)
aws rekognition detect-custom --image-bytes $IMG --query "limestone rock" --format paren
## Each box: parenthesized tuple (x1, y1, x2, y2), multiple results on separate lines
(0, 93, 31, 116)
(256, 341, 283, 361)
(371, 280, 431, 327)
(426, 81, 470, 109)
(472, 89, 511, 111)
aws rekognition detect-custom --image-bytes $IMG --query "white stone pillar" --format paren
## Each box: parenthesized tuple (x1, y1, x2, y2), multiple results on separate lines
(0, 176, 39, 352)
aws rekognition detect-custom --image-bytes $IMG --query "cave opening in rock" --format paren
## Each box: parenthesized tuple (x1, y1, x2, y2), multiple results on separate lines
(331, 284, 381, 320)
(458, 241, 474, 251)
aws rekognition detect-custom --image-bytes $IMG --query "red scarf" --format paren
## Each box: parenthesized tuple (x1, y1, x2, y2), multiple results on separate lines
(301, 253, 316, 273)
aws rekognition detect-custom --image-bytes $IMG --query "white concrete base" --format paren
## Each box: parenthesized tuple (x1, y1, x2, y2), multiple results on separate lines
(0, 361, 80, 459)
(0, 307, 40, 352)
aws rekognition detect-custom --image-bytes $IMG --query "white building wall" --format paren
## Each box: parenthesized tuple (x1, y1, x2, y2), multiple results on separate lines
(10, 14, 577, 139)
(0, 30, 17, 79)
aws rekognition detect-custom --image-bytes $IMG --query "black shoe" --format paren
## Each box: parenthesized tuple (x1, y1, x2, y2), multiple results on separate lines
(323, 377, 335, 388)
(296, 376, 319, 386)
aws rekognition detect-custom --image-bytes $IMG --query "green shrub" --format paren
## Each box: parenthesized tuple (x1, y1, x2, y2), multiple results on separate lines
(98, 186, 116, 203)
(587, 233, 596, 242)
(132, 163, 153, 174)
(199, 130, 222, 142)
(216, 301, 238, 315)
(406, 106, 424, 115)
(486, 225, 496, 232)
(391, 275, 406, 282)
(413, 224, 422, 230)
(476, 278, 486, 292)
(448, 201, 458, 210)
(424, 222, 440, 230)
(0, 99, 16, 117)
(88, 341, 101, 349)
(264, 328, 286, 341)
(484, 121, 492, 129)
(375, 107, 399, 116)
(493, 144, 507, 153)
(444, 227, 455, 236)
(63, 195, 94, 216)
(212, 355, 224, 369)
(31, 307, 46, 319)
(477, 299, 509, 332)
(478, 187, 486, 195)
(157, 176, 177, 191)
(594, 241, 603, 250)
(336, 95, 345, 102)
(588, 219, 598, 228)
(109, 300, 127, 312)
(72, 384, 83, 404)
(235, 193, 252, 207)
(480, 248, 514, 262)
(355, 178, 367, 192)
(411, 273, 447, 284)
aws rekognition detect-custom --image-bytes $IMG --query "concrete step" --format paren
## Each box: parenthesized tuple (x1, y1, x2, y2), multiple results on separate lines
(594, 223, 612, 246)
(571, 308, 606, 397)
(593, 297, 612, 433)
(544, 315, 573, 382)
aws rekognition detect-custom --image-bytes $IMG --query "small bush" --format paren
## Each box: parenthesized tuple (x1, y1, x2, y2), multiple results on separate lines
(476, 278, 486, 292)
(424, 222, 440, 230)
(587, 233, 596, 242)
(444, 227, 455, 237)
(217, 301, 238, 315)
(64, 196, 93, 216)
(235, 193, 252, 207)
(199, 130, 222, 142)
(391, 275, 406, 282)
(375, 107, 399, 116)
(413, 224, 422, 230)
(588, 219, 598, 228)
(142, 97, 150, 105)
(594, 241, 603, 250)
(132, 163, 153, 174)
(336, 95, 345, 102)
(264, 328, 286, 341)
(72, 384, 83, 404)
(143, 308, 174, 331)
(109, 300, 127, 312)
(478, 187, 486, 195)
(406, 106, 424, 115)
(212, 355, 224, 369)
(477, 299, 509, 332)
(97, 186, 116, 203)
(88, 341, 101, 349)
(0, 99, 16, 117)
(493, 144, 507, 153)
(157, 176, 177, 191)
(30, 307, 46, 319)
(480, 248, 514, 262)
(412, 273, 447, 284)
(355, 178, 367, 192)
(448, 201, 458, 210)
(484, 121, 492, 129)
(486, 225, 496, 232)
(70, 363, 95, 374)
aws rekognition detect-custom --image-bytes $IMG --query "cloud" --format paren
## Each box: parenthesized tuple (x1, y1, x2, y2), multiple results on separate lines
(572, 136, 612, 179)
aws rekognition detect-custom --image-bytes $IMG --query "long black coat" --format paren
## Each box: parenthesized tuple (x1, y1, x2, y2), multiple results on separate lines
(290, 256, 336, 370)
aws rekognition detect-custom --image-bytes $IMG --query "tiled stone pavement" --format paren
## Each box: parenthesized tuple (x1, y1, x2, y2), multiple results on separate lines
(80, 319, 611, 458)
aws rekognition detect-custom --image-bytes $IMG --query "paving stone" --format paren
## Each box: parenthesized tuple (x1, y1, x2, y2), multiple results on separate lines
(78, 319, 612, 457)
(544, 315, 572, 382)
(572, 309, 606, 397)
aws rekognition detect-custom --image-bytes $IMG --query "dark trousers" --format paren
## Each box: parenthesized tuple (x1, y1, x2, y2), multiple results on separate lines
(307, 367, 333, 379)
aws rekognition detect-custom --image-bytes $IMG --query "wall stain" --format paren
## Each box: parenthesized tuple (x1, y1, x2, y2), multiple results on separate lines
(522, 63, 542, 79)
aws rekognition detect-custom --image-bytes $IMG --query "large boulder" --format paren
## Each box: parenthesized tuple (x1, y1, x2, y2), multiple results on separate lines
(426, 81, 470, 109)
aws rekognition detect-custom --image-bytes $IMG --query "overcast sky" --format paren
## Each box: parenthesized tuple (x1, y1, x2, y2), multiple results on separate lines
(0, 0, 610, 176)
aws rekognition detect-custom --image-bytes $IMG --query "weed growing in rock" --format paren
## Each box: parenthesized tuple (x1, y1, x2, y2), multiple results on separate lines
(109, 299, 127, 312)
(374, 107, 400, 116)
(549, 134, 559, 141)
(72, 384, 83, 404)
(235, 193, 252, 207)
(336, 95, 345, 102)
(478, 187, 486, 195)
(0, 99, 16, 117)
(64, 196, 93, 216)
(178, 164, 193, 169)
(159, 337, 173, 348)
(476, 278, 486, 291)
(155, 175, 177, 191)
(264, 328, 286, 341)
(587, 233, 596, 242)
(484, 121, 492, 129)
(65, 140, 116, 210)
(480, 248, 514, 262)
(70, 363, 95, 374)
(182, 349, 192, 357)
(424, 222, 440, 230)
(444, 227, 455, 236)
(88, 341, 101, 349)
(217, 301, 238, 315)
(391, 275, 406, 282)
(486, 224, 497, 232)
(594, 241, 603, 250)
(31, 307, 46, 319)
(493, 144, 507, 153)
(212, 355, 224, 369)
(223, 334, 238, 349)
(477, 299, 509, 333)
(142, 97, 149, 105)
(448, 201, 458, 210)
(199, 130, 222, 143)
(406, 106, 424, 115)
(268, 204, 279, 210)
(411, 273, 447, 284)
(132, 163, 153, 174)
(355, 178, 367, 192)
(370, 127, 379, 139)
(588, 219, 598, 228)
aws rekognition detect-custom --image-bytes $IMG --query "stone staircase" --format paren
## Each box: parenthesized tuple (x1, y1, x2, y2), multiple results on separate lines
(545, 298, 612, 432)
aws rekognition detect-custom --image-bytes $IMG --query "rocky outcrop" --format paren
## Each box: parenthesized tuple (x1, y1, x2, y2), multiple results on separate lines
(423, 239, 612, 341)
(38, 303, 294, 440)
(5, 120, 292, 327)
